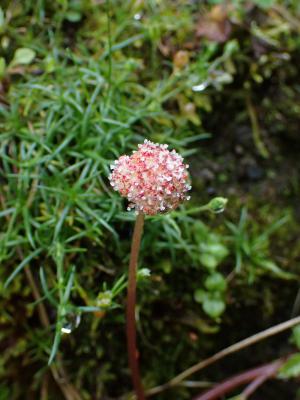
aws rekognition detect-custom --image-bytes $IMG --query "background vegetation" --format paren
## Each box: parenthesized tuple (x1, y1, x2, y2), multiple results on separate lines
(0, 0, 300, 399)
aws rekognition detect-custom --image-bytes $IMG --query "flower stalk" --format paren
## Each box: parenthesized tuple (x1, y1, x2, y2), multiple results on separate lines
(109, 140, 192, 399)
(126, 212, 145, 400)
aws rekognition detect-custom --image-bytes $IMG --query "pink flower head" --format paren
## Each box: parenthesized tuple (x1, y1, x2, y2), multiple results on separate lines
(109, 140, 191, 215)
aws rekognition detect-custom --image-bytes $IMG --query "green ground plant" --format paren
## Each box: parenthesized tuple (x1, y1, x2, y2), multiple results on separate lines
(1, 1, 300, 399)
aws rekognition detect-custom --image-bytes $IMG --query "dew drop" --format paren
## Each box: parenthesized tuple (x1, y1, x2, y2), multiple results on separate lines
(61, 313, 81, 335)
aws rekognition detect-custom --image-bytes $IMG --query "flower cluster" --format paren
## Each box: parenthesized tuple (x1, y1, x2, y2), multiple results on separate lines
(109, 140, 191, 215)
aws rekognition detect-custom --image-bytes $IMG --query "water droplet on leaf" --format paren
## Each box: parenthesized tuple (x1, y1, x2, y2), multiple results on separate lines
(61, 313, 81, 335)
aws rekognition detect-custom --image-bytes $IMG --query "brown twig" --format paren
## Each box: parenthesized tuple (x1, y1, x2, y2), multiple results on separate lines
(146, 315, 300, 396)
(126, 212, 145, 400)
(271, 4, 300, 32)
(41, 373, 49, 400)
(18, 247, 83, 400)
(193, 359, 284, 400)
(0, 191, 82, 400)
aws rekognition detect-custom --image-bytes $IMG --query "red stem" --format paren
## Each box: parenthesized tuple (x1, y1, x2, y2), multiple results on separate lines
(193, 359, 283, 400)
(126, 213, 145, 400)
(241, 360, 283, 399)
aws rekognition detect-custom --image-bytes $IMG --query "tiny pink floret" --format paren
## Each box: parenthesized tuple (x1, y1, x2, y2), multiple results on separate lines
(109, 140, 191, 215)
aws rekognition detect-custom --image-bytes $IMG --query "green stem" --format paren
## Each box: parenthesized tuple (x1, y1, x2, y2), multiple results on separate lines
(126, 213, 145, 400)
(246, 94, 269, 159)
(106, 0, 112, 91)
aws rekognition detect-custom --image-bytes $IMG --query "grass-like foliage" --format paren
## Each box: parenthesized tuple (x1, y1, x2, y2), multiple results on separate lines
(1, 0, 300, 399)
